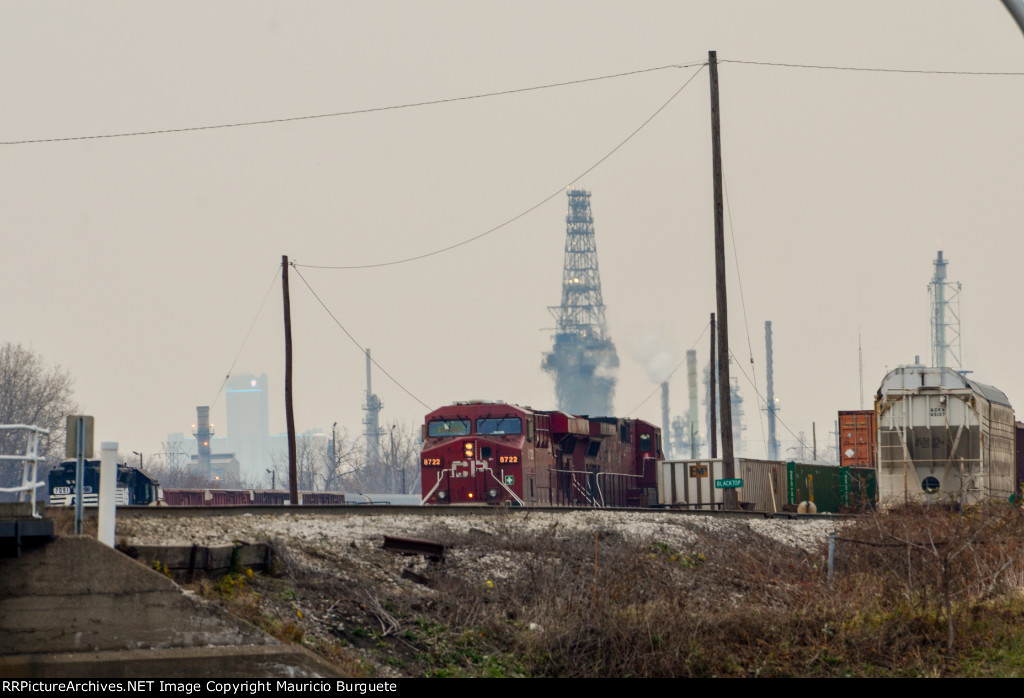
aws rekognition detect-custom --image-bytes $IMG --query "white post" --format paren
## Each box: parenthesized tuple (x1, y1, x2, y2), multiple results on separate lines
(97, 441, 118, 547)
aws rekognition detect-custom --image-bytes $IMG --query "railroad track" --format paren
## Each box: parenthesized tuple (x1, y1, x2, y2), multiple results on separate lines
(101, 503, 848, 521)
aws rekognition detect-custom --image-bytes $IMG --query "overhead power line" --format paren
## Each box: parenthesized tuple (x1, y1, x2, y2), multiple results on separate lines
(721, 59, 1024, 76)
(296, 63, 708, 271)
(209, 264, 281, 410)
(0, 62, 702, 146)
(624, 320, 711, 418)
(5, 57, 1017, 147)
(727, 347, 807, 455)
(290, 265, 433, 411)
(722, 171, 766, 457)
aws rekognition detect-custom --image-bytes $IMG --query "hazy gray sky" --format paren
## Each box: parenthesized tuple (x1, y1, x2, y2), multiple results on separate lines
(3, 1, 1023, 470)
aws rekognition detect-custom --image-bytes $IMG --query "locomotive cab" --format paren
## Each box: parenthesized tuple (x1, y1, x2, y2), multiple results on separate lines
(48, 460, 160, 507)
(421, 402, 535, 506)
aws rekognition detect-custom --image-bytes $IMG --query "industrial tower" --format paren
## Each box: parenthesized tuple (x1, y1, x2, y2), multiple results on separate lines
(193, 406, 213, 479)
(704, 358, 745, 456)
(728, 376, 745, 456)
(929, 251, 962, 369)
(764, 321, 780, 460)
(670, 349, 702, 458)
(543, 188, 619, 416)
(660, 382, 671, 459)
(363, 349, 384, 472)
(685, 349, 700, 457)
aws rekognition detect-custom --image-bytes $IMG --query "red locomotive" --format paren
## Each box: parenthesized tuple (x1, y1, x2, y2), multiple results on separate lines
(420, 400, 663, 507)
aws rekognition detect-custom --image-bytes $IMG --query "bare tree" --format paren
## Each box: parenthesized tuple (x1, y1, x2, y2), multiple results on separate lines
(0, 343, 78, 492)
(264, 424, 419, 495)
(320, 427, 361, 492)
(340, 422, 421, 494)
(143, 453, 249, 489)
(380, 422, 421, 494)
(295, 432, 328, 491)
(269, 430, 361, 492)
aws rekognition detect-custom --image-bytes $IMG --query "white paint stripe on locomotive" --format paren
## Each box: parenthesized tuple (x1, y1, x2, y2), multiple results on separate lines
(48, 487, 131, 507)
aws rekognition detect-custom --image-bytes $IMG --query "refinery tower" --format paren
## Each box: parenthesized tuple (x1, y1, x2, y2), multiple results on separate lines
(543, 189, 619, 417)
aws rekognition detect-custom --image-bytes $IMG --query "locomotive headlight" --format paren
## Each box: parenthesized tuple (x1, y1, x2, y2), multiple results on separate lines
(438, 491, 448, 500)
(463, 441, 474, 458)
(487, 489, 498, 499)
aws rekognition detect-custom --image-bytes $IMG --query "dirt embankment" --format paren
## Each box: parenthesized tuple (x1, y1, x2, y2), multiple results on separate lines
(118, 510, 841, 676)
(118, 506, 1024, 677)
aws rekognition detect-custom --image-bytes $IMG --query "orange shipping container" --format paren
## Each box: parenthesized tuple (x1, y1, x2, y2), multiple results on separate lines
(839, 410, 877, 468)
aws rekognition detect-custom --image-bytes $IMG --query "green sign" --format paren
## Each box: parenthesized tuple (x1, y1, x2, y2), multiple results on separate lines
(715, 478, 743, 489)
(504, 475, 514, 486)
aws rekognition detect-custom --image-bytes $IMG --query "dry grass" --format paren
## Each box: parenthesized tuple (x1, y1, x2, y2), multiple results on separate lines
(195, 505, 1024, 677)
(48, 506, 96, 537)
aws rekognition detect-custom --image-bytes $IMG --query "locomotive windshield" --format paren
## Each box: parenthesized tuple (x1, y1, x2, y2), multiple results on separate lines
(427, 419, 471, 437)
(475, 417, 522, 435)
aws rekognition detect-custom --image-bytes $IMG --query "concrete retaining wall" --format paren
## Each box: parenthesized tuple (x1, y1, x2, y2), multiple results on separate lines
(0, 536, 339, 678)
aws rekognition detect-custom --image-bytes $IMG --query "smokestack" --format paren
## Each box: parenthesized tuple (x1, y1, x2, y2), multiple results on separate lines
(931, 252, 943, 366)
(765, 321, 779, 460)
(660, 381, 670, 458)
(686, 349, 698, 458)
(194, 406, 213, 480)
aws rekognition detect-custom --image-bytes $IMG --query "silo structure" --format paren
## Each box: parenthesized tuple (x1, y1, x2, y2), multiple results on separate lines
(875, 364, 1015, 507)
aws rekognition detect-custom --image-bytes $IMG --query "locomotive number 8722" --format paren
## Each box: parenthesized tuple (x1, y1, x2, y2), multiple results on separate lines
(420, 400, 662, 507)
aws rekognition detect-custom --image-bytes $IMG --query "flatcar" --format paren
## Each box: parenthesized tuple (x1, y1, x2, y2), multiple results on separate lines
(48, 460, 159, 506)
(420, 400, 663, 507)
(161, 488, 346, 506)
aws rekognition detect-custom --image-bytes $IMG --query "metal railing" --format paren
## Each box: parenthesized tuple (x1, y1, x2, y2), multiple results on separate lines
(0, 425, 51, 518)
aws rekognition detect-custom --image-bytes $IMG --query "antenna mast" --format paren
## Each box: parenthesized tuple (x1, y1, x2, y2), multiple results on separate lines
(858, 331, 864, 410)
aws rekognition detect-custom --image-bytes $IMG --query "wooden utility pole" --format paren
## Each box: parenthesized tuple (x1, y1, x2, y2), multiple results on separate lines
(709, 312, 717, 459)
(282, 255, 298, 505)
(709, 50, 737, 510)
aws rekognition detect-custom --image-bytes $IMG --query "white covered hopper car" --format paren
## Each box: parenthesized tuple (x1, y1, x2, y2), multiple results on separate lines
(875, 364, 1015, 507)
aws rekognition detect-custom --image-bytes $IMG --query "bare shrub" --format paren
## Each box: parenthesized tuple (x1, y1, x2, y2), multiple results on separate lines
(200, 508, 1024, 677)
(424, 514, 820, 677)
(833, 503, 1024, 653)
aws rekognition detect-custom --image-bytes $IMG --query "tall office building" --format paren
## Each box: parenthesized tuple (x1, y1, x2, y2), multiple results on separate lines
(226, 373, 271, 480)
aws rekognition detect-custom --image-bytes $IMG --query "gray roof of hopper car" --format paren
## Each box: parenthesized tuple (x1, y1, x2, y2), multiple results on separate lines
(879, 365, 1011, 408)
(962, 376, 1011, 407)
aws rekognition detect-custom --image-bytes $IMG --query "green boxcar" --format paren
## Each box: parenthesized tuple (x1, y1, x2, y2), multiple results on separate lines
(785, 462, 876, 512)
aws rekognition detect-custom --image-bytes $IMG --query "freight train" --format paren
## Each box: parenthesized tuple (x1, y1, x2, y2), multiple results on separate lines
(420, 400, 663, 506)
(419, 400, 878, 512)
(47, 460, 347, 506)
